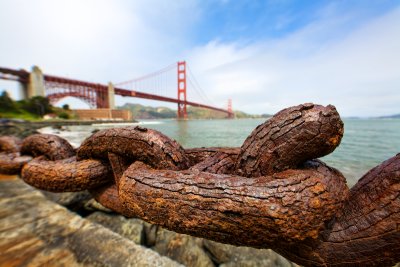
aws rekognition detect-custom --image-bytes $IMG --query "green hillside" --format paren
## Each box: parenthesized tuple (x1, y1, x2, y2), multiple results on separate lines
(0, 91, 73, 121)
(118, 103, 270, 119)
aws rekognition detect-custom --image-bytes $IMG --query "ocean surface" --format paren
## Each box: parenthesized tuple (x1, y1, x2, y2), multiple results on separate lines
(39, 118, 400, 187)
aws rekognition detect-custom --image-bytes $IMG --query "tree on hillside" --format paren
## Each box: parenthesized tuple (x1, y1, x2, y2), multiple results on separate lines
(20, 96, 53, 117)
(0, 91, 16, 112)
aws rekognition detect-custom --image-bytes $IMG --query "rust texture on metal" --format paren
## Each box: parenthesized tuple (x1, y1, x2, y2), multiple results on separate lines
(0, 135, 22, 152)
(22, 156, 111, 192)
(21, 134, 75, 160)
(236, 103, 344, 177)
(77, 126, 189, 170)
(0, 102, 399, 267)
(0, 136, 32, 174)
(119, 159, 348, 246)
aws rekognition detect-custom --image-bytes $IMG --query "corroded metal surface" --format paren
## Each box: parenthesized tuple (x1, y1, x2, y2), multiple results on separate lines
(274, 154, 400, 266)
(119, 160, 348, 246)
(77, 126, 189, 170)
(0, 103, 399, 267)
(236, 103, 344, 177)
(21, 133, 75, 160)
(0, 135, 22, 152)
(22, 156, 111, 192)
(0, 136, 32, 174)
(0, 152, 31, 174)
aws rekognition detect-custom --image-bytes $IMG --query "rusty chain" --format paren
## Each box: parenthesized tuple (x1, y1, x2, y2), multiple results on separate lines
(0, 103, 399, 267)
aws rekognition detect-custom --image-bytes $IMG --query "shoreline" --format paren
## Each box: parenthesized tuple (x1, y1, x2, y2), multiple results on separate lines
(0, 119, 137, 138)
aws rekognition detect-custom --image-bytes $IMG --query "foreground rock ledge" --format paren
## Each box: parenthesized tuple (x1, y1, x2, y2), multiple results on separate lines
(0, 176, 181, 267)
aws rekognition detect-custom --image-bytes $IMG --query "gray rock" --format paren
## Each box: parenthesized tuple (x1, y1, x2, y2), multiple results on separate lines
(143, 220, 159, 247)
(153, 227, 215, 267)
(41, 190, 92, 207)
(0, 178, 181, 267)
(204, 240, 297, 267)
(84, 198, 114, 213)
(86, 211, 144, 245)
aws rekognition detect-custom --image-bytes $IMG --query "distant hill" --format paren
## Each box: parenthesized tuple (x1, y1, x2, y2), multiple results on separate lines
(379, 114, 400, 119)
(118, 103, 271, 119)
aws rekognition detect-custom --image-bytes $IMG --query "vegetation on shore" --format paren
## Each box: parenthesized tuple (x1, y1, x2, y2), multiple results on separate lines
(118, 103, 271, 119)
(0, 91, 73, 121)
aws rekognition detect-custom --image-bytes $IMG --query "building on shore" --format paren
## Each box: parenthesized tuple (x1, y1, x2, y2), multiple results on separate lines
(73, 109, 132, 121)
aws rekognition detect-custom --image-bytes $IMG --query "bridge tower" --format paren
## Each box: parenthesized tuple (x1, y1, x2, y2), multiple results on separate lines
(227, 99, 234, 118)
(177, 61, 187, 119)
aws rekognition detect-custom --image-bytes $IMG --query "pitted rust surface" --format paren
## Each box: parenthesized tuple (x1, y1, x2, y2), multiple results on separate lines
(185, 147, 240, 166)
(119, 160, 348, 246)
(22, 156, 111, 192)
(89, 183, 130, 215)
(236, 103, 344, 177)
(0, 136, 32, 174)
(274, 154, 400, 267)
(21, 133, 75, 160)
(77, 126, 189, 170)
(0, 103, 399, 267)
(190, 148, 239, 174)
(0, 152, 32, 174)
(0, 135, 22, 153)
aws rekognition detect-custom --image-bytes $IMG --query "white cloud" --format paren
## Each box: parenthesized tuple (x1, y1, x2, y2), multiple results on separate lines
(0, 0, 198, 80)
(0, 0, 199, 108)
(185, 7, 400, 117)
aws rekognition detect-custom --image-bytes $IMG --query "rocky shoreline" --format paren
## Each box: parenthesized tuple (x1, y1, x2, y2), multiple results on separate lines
(0, 120, 136, 138)
(0, 176, 179, 267)
(42, 187, 298, 267)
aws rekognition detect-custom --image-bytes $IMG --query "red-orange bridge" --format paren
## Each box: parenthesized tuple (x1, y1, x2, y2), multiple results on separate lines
(0, 61, 234, 119)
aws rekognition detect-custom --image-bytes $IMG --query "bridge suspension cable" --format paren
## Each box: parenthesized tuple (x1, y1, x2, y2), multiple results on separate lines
(186, 65, 216, 107)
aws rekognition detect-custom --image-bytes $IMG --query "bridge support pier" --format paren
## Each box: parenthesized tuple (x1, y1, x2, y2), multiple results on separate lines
(108, 82, 115, 109)
(27, 66, 45, 98)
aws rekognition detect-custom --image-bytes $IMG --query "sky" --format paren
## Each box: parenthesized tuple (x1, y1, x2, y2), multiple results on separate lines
(0, 0, 399, 117)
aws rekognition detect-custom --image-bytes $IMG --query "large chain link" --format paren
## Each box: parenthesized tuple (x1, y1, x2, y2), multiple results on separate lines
(0, 103, 399, 267)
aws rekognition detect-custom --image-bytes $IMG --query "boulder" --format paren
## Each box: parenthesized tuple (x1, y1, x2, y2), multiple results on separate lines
(87, 211, 144, 245)
(84, 198, 114, 213)
(41, 190, 92, 208)
(0, 178, 181, 267)
(153, 227, 215, 267)
(203, 240, 297, 267)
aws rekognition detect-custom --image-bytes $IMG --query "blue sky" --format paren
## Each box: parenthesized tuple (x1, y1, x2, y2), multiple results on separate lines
(0, 0, 399, 116)
(196, 1, 396, 42)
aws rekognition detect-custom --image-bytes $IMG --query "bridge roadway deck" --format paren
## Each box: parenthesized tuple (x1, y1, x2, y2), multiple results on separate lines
(0, 175, 180, 267)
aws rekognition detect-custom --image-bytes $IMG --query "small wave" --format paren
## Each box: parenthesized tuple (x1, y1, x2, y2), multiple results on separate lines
(37, 127, 82, 148)
(92, 121, 164, 127)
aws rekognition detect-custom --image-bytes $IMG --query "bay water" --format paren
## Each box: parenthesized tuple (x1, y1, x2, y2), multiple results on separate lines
(39, 118, 400, 187)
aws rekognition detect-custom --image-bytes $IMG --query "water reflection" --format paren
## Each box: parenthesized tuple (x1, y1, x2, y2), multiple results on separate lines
(175, 120, 189, 146)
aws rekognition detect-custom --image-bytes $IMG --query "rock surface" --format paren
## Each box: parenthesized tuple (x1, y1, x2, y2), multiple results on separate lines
(204, 240, 298, 267)
(0, 176, 181, 267)
(87, 212, 144, 245)
(41, 190, 92, 207)
(153, 228, 215, 267)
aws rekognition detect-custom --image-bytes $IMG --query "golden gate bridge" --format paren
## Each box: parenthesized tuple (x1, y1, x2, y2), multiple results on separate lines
(0, 61, 234, 119)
